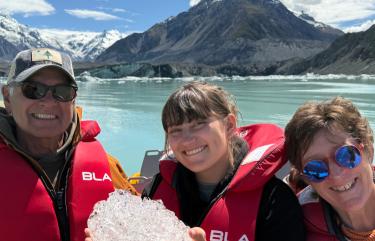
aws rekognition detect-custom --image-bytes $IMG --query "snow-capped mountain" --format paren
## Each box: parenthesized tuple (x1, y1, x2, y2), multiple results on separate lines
(80, 30, 128, 61)
(0, 13, 127, 61)
(0, 13, 52, 60)
(38, 28, 127, 60)
(297, 12, 343, 36)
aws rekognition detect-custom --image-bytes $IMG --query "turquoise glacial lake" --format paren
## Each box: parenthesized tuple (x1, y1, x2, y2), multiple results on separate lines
(74, 75, 375, 175)
(2, 75, 375, 175)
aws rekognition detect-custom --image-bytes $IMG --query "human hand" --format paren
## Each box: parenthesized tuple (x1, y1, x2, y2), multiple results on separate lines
(85, 226, 206, 241)
(188, 227, 206, 241)
(84, 228, 93, 241)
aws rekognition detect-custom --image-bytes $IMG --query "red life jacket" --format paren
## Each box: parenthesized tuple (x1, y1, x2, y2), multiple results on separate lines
(298, 186, 338, 241)
(0, 120, 114, 241)
(153, 124, 285, 241)
(299, 168, 375, 241)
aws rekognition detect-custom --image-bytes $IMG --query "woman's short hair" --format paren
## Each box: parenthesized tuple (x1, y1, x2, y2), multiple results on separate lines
(285, 96, 374, 171)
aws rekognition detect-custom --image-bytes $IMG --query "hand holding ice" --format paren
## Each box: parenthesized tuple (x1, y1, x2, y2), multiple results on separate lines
(88, 190, 191, 241)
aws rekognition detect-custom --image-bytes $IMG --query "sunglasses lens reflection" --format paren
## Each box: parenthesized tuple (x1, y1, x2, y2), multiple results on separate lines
(336, 145, 361, 169)
(303, 160, 329, 182)
(303, 145, 362, 182)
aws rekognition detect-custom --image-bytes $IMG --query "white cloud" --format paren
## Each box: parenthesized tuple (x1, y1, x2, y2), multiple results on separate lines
(97, 7, 128, 13)
(112, 8, 128, 13)
(65, 9, 121, 21)
(190, 0, 224, 7)
(190, 0, 201, 7)
(188, 0, 375, 31)
(280, 0, 375, 31)
(344, 19, 375, 32)
(189, 0, 375, 32)
(0, 0, 54, 16)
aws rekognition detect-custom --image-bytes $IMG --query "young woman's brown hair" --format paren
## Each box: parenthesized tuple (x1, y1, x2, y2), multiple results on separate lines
(162, 81, 240, 165)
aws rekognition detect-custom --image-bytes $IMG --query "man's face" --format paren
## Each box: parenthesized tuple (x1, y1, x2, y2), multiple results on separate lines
(3, 68, 75, 143)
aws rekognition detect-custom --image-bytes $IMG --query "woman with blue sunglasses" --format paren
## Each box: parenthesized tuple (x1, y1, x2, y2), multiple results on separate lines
(285, 96, 375, 241)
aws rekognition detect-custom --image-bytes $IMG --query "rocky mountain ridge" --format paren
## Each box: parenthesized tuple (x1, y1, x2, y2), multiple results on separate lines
(97, 0, 343, 75)
(277, 25, 375, 75)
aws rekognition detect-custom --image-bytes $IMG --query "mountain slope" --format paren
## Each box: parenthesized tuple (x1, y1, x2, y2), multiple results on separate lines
(0, 37, 20, 60)
(297, 12, 343, 36)
(97, 0, 342, 69)
(278, 25, 375, 74)
(0, 13, 53, 59)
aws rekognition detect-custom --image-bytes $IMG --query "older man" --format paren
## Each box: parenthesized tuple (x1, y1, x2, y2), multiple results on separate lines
(0, 48, 137, 241)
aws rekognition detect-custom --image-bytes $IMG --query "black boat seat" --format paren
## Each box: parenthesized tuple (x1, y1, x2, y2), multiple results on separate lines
(128, 150, 163, 193)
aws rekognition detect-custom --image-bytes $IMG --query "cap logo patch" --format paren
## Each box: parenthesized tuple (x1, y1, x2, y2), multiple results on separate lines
(31, 48, 62, 65)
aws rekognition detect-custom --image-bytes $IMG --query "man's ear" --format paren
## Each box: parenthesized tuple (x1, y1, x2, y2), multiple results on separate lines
(1, 85, 12, 114)
(225, 113, 237, 137)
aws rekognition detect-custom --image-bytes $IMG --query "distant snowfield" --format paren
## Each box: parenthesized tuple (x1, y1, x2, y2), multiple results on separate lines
(38, 28, 128, 60)
(2, 74, 375, 85)
(0, 14, 128, 61)
(76, 73, 375, 83)
(38, 29, 98, 59)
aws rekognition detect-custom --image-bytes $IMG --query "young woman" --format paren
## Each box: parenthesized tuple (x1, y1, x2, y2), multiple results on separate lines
(285, 96, 375, 241)
(85, 81, 305, 241)
(142, 81, 305, 241)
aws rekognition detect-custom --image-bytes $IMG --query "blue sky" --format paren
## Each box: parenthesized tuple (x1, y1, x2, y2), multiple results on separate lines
(1, 0, 375, 34)
(0, 0, 191, 33)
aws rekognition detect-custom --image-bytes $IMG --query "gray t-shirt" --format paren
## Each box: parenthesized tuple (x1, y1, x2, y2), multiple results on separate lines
(198, 182, 217, 203)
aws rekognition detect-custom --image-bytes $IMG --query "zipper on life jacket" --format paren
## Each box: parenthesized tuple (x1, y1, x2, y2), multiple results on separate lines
(31, 154, 70, 241)
(55, 187, 68, 241)
(56, 190, 64, 211)
(30, 150, 71, 241)
(53, 147, 76, 241)
(34, 167, 69, 241)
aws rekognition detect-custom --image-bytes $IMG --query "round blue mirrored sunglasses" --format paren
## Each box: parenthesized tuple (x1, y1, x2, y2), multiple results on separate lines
(302, 145, 362, 182)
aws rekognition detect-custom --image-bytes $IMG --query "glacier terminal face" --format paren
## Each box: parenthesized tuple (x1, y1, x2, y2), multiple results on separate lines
(88, 190, 190, 241)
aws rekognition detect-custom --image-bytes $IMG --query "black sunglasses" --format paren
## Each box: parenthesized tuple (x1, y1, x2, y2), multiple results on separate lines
(14, 80, 77, 102)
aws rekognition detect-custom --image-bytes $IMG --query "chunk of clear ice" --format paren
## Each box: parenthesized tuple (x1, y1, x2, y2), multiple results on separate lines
(88, 190, 191, 241)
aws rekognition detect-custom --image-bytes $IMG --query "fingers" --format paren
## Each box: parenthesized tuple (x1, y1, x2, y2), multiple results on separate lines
(85, 226, 206, 241)
(84, 228, 93, 241)
(188, 227, 206, 241)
